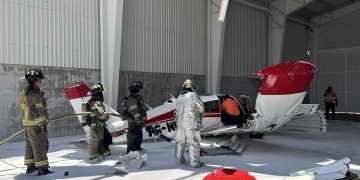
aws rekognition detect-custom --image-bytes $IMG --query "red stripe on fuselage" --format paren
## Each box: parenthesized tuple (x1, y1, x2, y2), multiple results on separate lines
(111, 129, 127, 137)
(110, 111, 221, 137)
(146, 110, 176, 125)
(203, 112, 221, 118)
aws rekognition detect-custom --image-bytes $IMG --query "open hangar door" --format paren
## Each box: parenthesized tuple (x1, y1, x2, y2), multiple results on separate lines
(314, 48, 360, 113)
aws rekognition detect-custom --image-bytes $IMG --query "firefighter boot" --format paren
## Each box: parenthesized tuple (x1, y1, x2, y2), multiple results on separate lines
(25, 165, 38, 174)
(37, 167, 54, 176)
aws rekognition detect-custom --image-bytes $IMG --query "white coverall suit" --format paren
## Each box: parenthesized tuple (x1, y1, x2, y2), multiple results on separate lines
(175, 90, 204, 168)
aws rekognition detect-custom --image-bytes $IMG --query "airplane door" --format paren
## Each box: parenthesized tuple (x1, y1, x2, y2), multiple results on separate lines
(201, 99, 222, 132)
(236, 94, 253, 120)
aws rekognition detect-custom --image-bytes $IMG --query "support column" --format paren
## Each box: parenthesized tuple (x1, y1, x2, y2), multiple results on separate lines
(269, 0, 314, 65)
(269, 0, 286, 66)
(308, 27, 320, 102)
(206, 0, 226, 94)
(100, 0, 123, 109)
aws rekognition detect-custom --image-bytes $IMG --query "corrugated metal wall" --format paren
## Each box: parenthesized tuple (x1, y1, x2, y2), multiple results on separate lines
(120, 0, 207, 75)
(346, 49, 360, 112)
(310, 9, 360, 112)
(221, 1, 268, 78)
(320, 9, 360, 49)
(0, 0, 99, 69)
(315, 50, 346, 111)
(314, 48, 360, 113)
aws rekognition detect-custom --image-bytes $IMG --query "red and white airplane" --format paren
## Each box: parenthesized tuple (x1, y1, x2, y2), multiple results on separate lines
(64, 60, 317, 144)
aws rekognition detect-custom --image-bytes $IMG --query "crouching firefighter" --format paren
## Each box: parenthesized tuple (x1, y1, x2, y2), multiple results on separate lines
(121, 81, 147, 154)
(21, 70, 53, 175)
(84, 83, 113, 160)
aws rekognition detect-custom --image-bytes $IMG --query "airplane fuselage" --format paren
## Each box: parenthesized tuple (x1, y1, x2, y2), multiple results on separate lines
(64, 61, 317, 144)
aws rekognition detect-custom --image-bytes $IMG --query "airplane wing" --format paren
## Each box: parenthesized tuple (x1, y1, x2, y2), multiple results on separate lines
(201, 125, 257, 136)
(282, 104, 327, 132)
(202, 103, 326, 137)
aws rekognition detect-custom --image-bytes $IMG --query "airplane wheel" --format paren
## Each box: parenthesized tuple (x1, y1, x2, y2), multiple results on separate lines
(249, 132, 263, 139)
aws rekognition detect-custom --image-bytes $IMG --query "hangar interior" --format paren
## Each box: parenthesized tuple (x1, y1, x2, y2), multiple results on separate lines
(0, 0, 360, 140)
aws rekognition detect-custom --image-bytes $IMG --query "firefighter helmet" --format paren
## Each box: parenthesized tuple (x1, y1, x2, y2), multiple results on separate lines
(183, 79, 195, 90)
(89, 83, 105, 95)
(127, 81, 143, 90)
(25, 70, 44, 84)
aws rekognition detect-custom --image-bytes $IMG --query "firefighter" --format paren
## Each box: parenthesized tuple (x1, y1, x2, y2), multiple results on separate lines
(121, 81, 147, 154)
(324, 86, 337, 120)
(86, 83, 112, 160)
(175, 79, 205, 168)
(21, 70, 53, 175)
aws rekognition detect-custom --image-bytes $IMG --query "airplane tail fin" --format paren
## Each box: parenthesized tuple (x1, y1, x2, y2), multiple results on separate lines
(252, 61, 317, 131)
(64, 82, 125, 141)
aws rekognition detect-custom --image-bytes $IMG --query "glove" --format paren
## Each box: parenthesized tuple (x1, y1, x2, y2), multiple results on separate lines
(38, 121, 48, 135)
(82, 120, 91, 127)
(39, 125, 48, 135)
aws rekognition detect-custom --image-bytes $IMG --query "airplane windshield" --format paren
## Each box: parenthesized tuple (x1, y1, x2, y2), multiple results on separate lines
(204, 100, 220, 112)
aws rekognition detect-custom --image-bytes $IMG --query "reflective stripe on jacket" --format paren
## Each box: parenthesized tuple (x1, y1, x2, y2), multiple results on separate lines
(324, 91, 337, 104)
(20, 85, 48, 126)
(121, 94, 147, 124)
(88, 99, 109, 127)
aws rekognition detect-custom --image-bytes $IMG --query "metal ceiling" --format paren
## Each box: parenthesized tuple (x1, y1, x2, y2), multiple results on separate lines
(291, 0, 360, 19)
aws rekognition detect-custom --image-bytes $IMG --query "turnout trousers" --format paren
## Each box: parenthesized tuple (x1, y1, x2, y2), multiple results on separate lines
(24, 126, 49, 168)
(89, 126, 110, 159)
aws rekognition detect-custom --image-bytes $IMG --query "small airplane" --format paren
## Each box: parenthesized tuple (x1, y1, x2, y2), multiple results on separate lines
(64, 60, 320, 145)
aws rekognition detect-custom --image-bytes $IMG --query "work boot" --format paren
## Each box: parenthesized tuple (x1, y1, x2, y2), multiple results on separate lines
(25, 166, 37, 174)
(191, 162, 205, 168)
(103, 150, 111, 157)
(200, 149, 207, 157)
(37, 167, 54, 176)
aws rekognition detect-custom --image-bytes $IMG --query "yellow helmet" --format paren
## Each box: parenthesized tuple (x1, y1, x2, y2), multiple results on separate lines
(183, 79, 195, 90)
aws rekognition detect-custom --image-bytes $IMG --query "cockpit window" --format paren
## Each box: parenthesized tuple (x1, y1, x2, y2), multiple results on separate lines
(204, 100, 220, 112)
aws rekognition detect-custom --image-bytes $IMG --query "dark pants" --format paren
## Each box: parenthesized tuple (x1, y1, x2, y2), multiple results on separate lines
(221, 111, 243, 126)
(325, 102, 335, 120)
(127, 123, 143, 153)
(103, 127, 113, 150)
